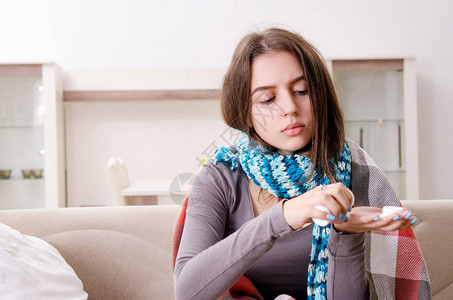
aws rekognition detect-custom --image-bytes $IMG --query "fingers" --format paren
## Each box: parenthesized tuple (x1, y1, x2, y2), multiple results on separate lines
(370, 209, 419, 231)
(318, 183, 353, 221)
(311, 205, 337, 222)
(332, 206, 420, 234)
(312, 193, 341, 222)
(297, 184, 420, 233)
(373, 215, 405, 231)
(286, 185, 352, 229)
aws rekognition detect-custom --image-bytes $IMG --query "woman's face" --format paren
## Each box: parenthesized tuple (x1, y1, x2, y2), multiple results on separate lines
(250, 51, 313, 155)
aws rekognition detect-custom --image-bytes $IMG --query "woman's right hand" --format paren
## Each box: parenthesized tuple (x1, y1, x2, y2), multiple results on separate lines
(283, 182, 354, 230)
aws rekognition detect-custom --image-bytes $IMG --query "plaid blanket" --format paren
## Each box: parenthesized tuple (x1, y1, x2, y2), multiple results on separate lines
(349, 139, 431, 299)
(172, 140, 431, 299)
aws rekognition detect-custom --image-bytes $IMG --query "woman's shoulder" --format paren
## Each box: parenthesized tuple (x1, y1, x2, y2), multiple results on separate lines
(190, 154, 246, 204)
(196, 158, 245, 188)
(196, 145, 243, 182)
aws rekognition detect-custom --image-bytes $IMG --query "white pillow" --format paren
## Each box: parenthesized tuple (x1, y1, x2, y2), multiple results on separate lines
(0, 223, 88, 300)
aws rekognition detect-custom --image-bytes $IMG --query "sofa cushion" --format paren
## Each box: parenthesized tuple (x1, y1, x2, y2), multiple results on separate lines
(44, 229, 174, 300)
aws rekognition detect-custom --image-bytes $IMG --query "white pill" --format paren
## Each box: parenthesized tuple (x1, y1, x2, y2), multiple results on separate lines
(313, 205, 331, 227)
(380, 206, 404, 218)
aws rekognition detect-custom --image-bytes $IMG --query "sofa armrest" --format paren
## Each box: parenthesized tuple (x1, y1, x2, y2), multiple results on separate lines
(402, 200, 453, 299)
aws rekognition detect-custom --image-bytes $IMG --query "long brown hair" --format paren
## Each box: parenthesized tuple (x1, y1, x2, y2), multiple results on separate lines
(221, 27, 345, 182)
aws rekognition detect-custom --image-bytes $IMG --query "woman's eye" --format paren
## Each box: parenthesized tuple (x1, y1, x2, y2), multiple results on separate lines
(294, 90, 308, 96)
(261, 97, 276, 104)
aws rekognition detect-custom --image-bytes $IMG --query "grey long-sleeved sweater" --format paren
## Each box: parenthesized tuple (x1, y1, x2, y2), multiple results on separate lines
(174, 160, 369, 300)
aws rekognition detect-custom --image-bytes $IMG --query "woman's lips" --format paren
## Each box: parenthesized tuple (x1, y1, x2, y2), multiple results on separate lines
(283, 125, 303, 136)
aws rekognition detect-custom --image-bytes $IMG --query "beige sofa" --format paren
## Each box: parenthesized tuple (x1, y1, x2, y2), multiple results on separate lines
(0, 200, 451, 299)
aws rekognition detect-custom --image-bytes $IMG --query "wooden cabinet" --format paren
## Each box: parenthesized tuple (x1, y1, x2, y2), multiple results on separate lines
(327, 58, 419, 200)
(0, 63, 65, 209)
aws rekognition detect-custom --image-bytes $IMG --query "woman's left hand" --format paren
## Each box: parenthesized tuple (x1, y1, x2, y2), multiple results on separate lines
(333, 206, 419, 233)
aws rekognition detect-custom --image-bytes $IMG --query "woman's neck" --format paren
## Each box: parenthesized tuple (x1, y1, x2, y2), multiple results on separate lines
(248, 179, 280, 217)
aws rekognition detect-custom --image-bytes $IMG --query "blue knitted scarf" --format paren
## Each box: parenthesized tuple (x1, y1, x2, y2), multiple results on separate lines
(211, 133, 351, 300)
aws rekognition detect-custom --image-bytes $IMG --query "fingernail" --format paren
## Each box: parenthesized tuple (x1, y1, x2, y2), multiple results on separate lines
(339, 213, 343, 221)
(327, 214, 336, 221)
(405, 213, 413, 220)
(373, 217, 380, 221)
(411, 219, 419, 224)
(393, 216, 402, 221)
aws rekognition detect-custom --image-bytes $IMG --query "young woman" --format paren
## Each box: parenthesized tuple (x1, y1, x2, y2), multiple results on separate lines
(173, 28, 430, 300)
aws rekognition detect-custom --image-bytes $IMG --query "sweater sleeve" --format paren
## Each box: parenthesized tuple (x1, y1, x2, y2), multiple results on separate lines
(173, 164, 293, 300)
(327, 227, 370, 299)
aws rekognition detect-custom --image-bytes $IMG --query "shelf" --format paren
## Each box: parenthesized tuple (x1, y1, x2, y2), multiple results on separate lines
(0, 64, 42, 76)
(0, 125, 43, 129)
(63, 89, 221, 101)
(0, 177, 44, 181)
(345, 119, 403, 123)
(332, 59, 404, 72)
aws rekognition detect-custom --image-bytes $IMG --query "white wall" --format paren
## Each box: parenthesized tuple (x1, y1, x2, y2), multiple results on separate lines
(65, 99, 229, 206)
(0, 0, 53, 62)
(63, 68, 228, 206)
(2, 0, 452, 202)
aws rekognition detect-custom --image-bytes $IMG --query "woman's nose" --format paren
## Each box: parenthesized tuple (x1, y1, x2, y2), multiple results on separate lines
(280, 92, 298, 117)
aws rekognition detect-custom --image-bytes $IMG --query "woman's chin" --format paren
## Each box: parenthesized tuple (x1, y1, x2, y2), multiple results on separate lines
(277, 142, 312, 156)
(278, 147, 311, 156)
